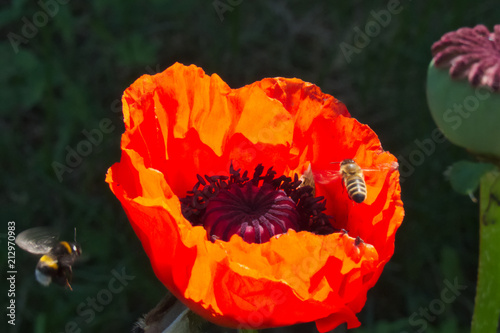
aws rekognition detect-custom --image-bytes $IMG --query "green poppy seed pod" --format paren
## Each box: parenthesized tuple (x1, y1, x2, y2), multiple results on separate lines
(426, 24, 500, 160)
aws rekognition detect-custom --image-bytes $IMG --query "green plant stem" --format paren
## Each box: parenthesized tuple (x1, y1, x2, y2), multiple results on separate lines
(471, 170, 500, 333)
(237, 329, 258, 333)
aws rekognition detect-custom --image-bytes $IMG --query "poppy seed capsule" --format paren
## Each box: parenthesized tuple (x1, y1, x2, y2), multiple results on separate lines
(427, 24, 500, 159)
(204, 182, 300, 243)
(180, 163, 336, 243)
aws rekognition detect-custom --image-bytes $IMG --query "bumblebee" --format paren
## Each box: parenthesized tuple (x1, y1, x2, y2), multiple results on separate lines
(15, 227, 81, 290)
(339, 159, 367, 203)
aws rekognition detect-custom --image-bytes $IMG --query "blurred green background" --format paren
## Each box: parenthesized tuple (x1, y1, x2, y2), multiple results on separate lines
(1, 1, 499, 332)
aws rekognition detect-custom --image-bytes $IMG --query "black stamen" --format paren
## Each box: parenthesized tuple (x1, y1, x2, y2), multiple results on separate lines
(180, 163, 338, 243)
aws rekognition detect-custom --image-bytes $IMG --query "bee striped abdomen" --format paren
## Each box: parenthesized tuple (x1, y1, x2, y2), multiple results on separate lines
(36, 254, 59, 286)
(59, 241, 72, 254)
(339, 159, 367, 204)
(39, 254, 58, 269)
(345, 176, 367, 203)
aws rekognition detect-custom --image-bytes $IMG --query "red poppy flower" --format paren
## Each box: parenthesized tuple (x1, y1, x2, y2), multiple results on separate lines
(106, 63, 404, 332)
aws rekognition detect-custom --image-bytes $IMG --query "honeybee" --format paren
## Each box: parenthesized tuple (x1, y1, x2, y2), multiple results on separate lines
(15, 227, 81, 290)
(339, 159, 367, 203)
(298, 160, 366, 202)
(314, 159, 398, 203)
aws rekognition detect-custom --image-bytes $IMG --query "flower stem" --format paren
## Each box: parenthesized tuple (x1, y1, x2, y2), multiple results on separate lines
(471, 170, 500, 333)
(237, 330, 258, 333)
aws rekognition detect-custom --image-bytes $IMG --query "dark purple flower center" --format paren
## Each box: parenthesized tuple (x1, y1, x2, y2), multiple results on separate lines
(432, 24, 500, 91)
(180, 163, 335, 244)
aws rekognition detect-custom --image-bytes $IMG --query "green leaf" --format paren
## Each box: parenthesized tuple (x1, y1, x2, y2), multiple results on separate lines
(445, 160, 496, 196)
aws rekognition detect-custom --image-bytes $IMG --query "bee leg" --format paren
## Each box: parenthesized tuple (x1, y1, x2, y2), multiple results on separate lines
(66, 280, 73, 291)
(62, 266, 73, 290)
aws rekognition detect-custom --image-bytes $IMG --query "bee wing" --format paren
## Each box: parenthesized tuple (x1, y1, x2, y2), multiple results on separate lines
(362, 162, 400, 173)
(15, 227, 59, 255)
(312, 169, 342, 184)
(308, 161, 398, 184)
